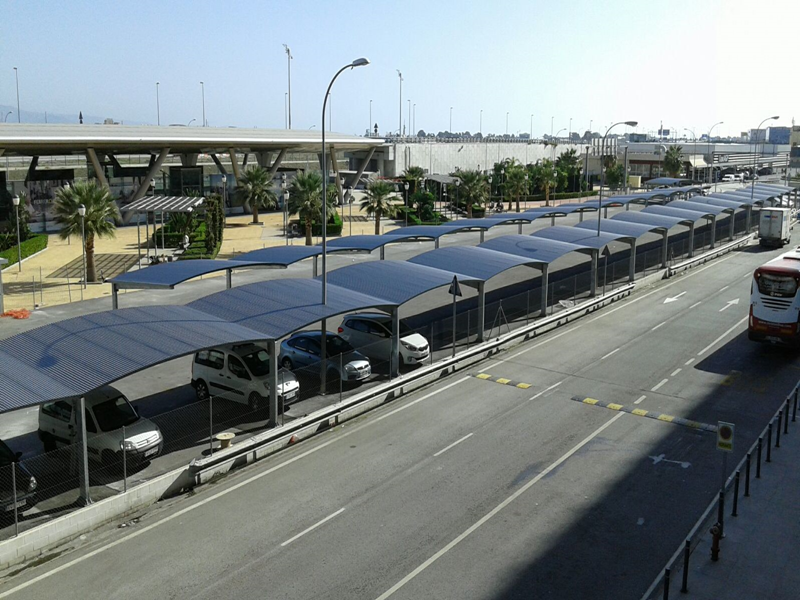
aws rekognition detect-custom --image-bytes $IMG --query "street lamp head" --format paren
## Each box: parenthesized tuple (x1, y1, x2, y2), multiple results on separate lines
(351, 58, 370, 68)
(624, 121, 638, 127)
(64, 182, 70, 190)
(770, 116, 780, 120)
(222, 174, 227, 183)
(77, 204, 86, 217)
(150, 178, 156, 188)
(11, 195, 19, 207)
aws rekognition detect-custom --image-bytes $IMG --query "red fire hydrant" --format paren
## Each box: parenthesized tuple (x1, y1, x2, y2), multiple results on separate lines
(710, 523, 722, 561)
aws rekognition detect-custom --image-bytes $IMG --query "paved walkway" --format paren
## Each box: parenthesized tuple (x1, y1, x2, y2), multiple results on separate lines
(669, 408, 800, 599)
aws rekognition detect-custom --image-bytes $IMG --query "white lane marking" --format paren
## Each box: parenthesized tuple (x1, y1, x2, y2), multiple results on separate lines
(685, 358, 696, 366)
(651, 321, 667, 331)
(529, 381, 563, 400)
(634, 395, 647, 405)
(689, 301, 702, 309)
(433, 433, 474, 457)
(651, 379, 669, 392)
(600, 348, 620, 360)
(743, 273, 752, 279)
(505, 327, 582, 361)
(670, 368, 682, 377)
(719, 285, 729, 292)
(719, 298, 740, 312)
(697, 316, 748, 356)
(373, 412, 626, 600)
(0, 377, 472, 599)
(280, 508, 345, 547)
(662, 291, 686, 304)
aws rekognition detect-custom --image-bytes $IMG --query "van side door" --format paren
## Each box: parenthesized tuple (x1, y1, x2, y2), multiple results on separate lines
(226, 355, 252, 402)
(40, 400, 75, 447)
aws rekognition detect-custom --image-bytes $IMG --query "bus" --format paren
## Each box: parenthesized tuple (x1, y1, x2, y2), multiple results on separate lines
(749, 249, 800, 346)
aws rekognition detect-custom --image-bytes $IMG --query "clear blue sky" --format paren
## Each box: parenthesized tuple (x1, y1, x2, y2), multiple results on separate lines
(1, 0, 796, 137)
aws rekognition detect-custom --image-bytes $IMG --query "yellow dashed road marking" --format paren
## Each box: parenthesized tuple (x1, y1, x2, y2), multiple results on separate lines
(572, 396, 716, 432)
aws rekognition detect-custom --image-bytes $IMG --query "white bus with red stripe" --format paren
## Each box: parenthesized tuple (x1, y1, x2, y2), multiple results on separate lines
(749, 249, 800, 346)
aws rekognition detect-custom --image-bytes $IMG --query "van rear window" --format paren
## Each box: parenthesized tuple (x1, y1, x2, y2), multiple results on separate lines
(196, 349, 224, 370)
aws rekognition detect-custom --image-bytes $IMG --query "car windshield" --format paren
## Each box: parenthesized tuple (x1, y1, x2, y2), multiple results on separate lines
(326, 336, 354, 354)
(241, 348, 270, 377)
(0, 441, 15, 467)
(92, 396, 139, 432)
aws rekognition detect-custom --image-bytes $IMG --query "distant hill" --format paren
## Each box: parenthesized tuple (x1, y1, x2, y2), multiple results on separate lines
(0, 104, 141, 125)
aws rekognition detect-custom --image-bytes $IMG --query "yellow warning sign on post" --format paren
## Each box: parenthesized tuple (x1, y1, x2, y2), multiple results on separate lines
(717, 421, 735, 452)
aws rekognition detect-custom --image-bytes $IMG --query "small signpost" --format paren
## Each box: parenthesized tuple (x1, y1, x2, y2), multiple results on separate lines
(716, 421, 735, 536)
(449, 276, 462, 358)
(717, 422, 735, 452)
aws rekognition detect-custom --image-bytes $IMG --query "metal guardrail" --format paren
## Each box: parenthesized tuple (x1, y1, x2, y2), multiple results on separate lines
(666, 233, 755, 278)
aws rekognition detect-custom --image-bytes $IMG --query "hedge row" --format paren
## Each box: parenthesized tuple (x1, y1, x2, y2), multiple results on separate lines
(311, 211, 343, 236)
(0, 234, 48, 268)
(398, 207, 450, 226)
(178, 238, 221, 260)
(151, 221, 206, 248)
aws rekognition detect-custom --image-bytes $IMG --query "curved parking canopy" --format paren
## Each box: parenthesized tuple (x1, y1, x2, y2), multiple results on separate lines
(684, 196, 750, 238)
(437, 217, 532, 239)
(608, 209, 699, 258)
(326, 234, 427, 259)
(382, 225, 474, 248)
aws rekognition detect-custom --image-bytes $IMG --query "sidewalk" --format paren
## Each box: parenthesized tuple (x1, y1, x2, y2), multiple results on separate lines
(674, 411, 800, 599)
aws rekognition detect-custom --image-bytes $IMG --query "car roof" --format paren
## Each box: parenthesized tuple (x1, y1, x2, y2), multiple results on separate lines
(287, 331, 340, 340)
(344, 313, 391, 322)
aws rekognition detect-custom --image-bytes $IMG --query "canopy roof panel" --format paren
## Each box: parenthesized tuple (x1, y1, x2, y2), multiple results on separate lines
(438, 217, 523, 230)
(532, 225, 635, 247)
(326, 235, 405, 252)
(686, 196, 749, 210)
(125, 196, 205, 213)
(753, 183, 793, 193)
(479, 234, 592, 264)
(234, 245, 323, 265)
(409, 246, 543, 280)
(669, 200, 729, 215)
(548, 203, 598, 214)
(645, 177, 693, 187)
(642, 205, 712, 222)
(575, 219, 666, 238)
(382, 225, 467, 240)
(724, 189, 779, 201)
(327, 260, 479, 304)
(610, 211, 688, 229)
(110, 259, 270, 290)
(705, 192, 767, 206)
(485, 212, 546, 222)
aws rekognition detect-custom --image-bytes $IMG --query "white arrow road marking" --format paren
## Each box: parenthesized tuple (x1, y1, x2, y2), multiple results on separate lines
(663, 291, 687, 304)
(649, 454, 691, 469)
(719, 298, 740, 312)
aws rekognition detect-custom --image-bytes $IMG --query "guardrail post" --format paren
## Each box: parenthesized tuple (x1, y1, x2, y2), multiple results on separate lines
(776, 411, 783, 447)
(731, 471, 740, 517)
(209, 395, 214, 456)
(680, 539, 690, 594)
(784, 399, 790, 434)
(756, 437, 763, 478)
(11, 463, 18, 537)
(663, 568, 670, 600)
(717, 490, 725, 536)
(767, 423, 772, 462)
(122, 425, 127, 493)
(793, 389, 798, 422)
(744, 452, 751, 497)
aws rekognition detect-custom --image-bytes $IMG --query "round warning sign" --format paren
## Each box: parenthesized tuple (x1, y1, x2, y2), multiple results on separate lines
(717, 421, 734, 452)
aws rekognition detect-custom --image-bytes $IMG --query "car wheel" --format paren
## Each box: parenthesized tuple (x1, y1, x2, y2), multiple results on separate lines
(281, 357, 293, 370)
(249, 392, 263, 412)
(41, 432, 56, 453)
(195, 380, 209, 401)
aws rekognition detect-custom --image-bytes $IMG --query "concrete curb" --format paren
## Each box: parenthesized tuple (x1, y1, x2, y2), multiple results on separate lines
(1, 245, 50, 272)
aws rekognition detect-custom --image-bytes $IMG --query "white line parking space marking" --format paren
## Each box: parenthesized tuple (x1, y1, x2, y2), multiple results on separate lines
(651, 321, 667, 331)
(697, 316, 748, 356)
(280, 508, 345, 547)
(433, 433, 474, 457)
(634, 395, 647, 405)
(670, 368, 682, 377)
(689, 301, 702, 309)
(651, 379, 669, 392)
(685, 358, 696, 366)
(0, 376, 473, 599)
(600, 348, 620, 360)
(373, 412, 626, 600)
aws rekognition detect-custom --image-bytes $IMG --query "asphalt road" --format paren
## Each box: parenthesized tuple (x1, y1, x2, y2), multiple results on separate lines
(0, 224, 796, 599)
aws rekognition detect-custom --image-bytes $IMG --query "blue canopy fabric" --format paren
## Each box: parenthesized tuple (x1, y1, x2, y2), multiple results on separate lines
(110, 259, 266, 290)
(479, 234, 592, 264)
(547, 203, 598, 214)
(532, 225, 635, 247)
(326, 260, 480, 304)
(409, 246, 543, 280)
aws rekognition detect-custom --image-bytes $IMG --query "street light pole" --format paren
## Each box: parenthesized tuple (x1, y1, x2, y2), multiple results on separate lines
(707, 121, 723, 190)
(396, 70, 403, 136)
(598, 121, 638, 236)
(369, 99, 372, 135)
(569, 117, 572, 142)
(78, 204, 87, 288)
(479, 109, 483, 136)
(506, 112, 509, 135)
(408, 99, 411, 137)
(155, 82, 160, 126)
(413, 103, 416, 134)
(684, 128, 696, 182)
(283, 44, 292, 129)
(200, 81, 205, 127)
(12, 196, 21, 271)
(13, 67, 20, 122)
(450, 107, 453, 133)
(530, 114, 534, 141)
(751, 115, 780, 206)
(322, 58, 370, 304)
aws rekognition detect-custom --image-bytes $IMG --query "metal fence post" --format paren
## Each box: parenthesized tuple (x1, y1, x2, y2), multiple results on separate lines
(717, 490, 725, 535)
(526, 291, 530, 325)
(663, 568, 670, 600)
(122, 425, 127, 493)
(744, 452, 751, 497)
(11, 464, 19, 537)
(731, 471, 740, 517)
(776, 411, 782, 448)
(467, 311, 471, 349)
(756, 437, 763, 478)
(31, 277, 36, 309)
(793, 389, 798, 422)
(39, 266, 43, 305)
(784, 400, 790, 434)
(209, 395, 214, 456)
(339, 354, 343, 403)
(680, 540, 690, 594)
(767, 423, 772, 462)
(430, 322, 434, 365)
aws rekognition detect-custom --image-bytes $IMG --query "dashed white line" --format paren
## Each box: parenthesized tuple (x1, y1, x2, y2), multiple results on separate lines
(651, 321, 667, 331)
(719, 285, 729, 292)
(529, 381, 563, 400)
(685, 358, 696, 366)
(373, 412, 626, 600)
(697, 316, 749, 356)
(433, 433, 474, 457)
(651, 379, 669, 392)
(689, 301, 702, 309)
(280, 508, 345, 547)
(634, 395, 647, 405)
(670, 368, 682, 377)
(600, 348, 620, 360)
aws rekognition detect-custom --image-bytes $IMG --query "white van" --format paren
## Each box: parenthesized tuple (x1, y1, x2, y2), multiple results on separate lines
(37, 386, 163, 467)
(191, 343, 300, 410)
(721, 174, 736, 182)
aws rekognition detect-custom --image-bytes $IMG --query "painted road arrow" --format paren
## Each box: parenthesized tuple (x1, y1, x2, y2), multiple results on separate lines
(719, 298, 740, 312)
(663, 291, 687, 304)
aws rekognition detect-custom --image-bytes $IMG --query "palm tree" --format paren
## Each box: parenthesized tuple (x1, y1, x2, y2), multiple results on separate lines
(237, 166, 277, 224)
(361, 179, 398, 235)
(504, 163, 529, 212)
(402, 166, 425, 195)
(457, 170, 489, 218)
(664, 145, 684, 178)
(288, 171, 324, 246)
(555, 149, 583, 191)
(533, 159, 558, 207)
(54, 181, 117, 283)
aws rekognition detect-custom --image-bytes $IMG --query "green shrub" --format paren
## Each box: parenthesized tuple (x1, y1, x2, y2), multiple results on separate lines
(311, 211, 343, 236)
(178, 238, 221, 260)
(0, 233, 48, 267)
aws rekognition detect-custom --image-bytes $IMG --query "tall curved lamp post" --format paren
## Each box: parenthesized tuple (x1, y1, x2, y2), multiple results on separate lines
(750, 116, 779, 209)
(597, 121, 637, 236)
(321, 57, 370, 304)
(11, 195, 21, 271)
(706, 121, 723, 191)
(684, 128, 697, 182)
(78, 203, 87, 288)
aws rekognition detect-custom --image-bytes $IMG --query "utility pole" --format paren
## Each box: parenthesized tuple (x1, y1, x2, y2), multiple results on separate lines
(283, 44, 292, 129)
(13, 67, 20, 122)
(397, 70, 403, 135)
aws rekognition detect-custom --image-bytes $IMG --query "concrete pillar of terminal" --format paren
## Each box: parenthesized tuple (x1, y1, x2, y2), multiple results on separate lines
(330, 147, 345, 205)
(320, 319, 328, 395)
(180, 153, 198, 167)
(629, 240, 636, 282)
(477, 281, 486, 342)
(225, 269, 232, 289)
(268, 149, 287, 180)
(76, 397, 91, 506)
(268, 340, 279, 428)
(661, 232, 669, 268)
(255, 152, 273, 169)
(390, 308, 400, 378)
(210, 154, 228, 175)
(709, 216, 716, 249)
(344, 148, 376, 204)
(86, 148, 109, 190)
(729, 211, 735, 241)
(480, 230, 485, 243)
(111, 284, 119, 309)
(540, 264, 549, 317)
(590, 252, 598, 297)
(688, 223, 696, 258)
(124, 147, 170, 209)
